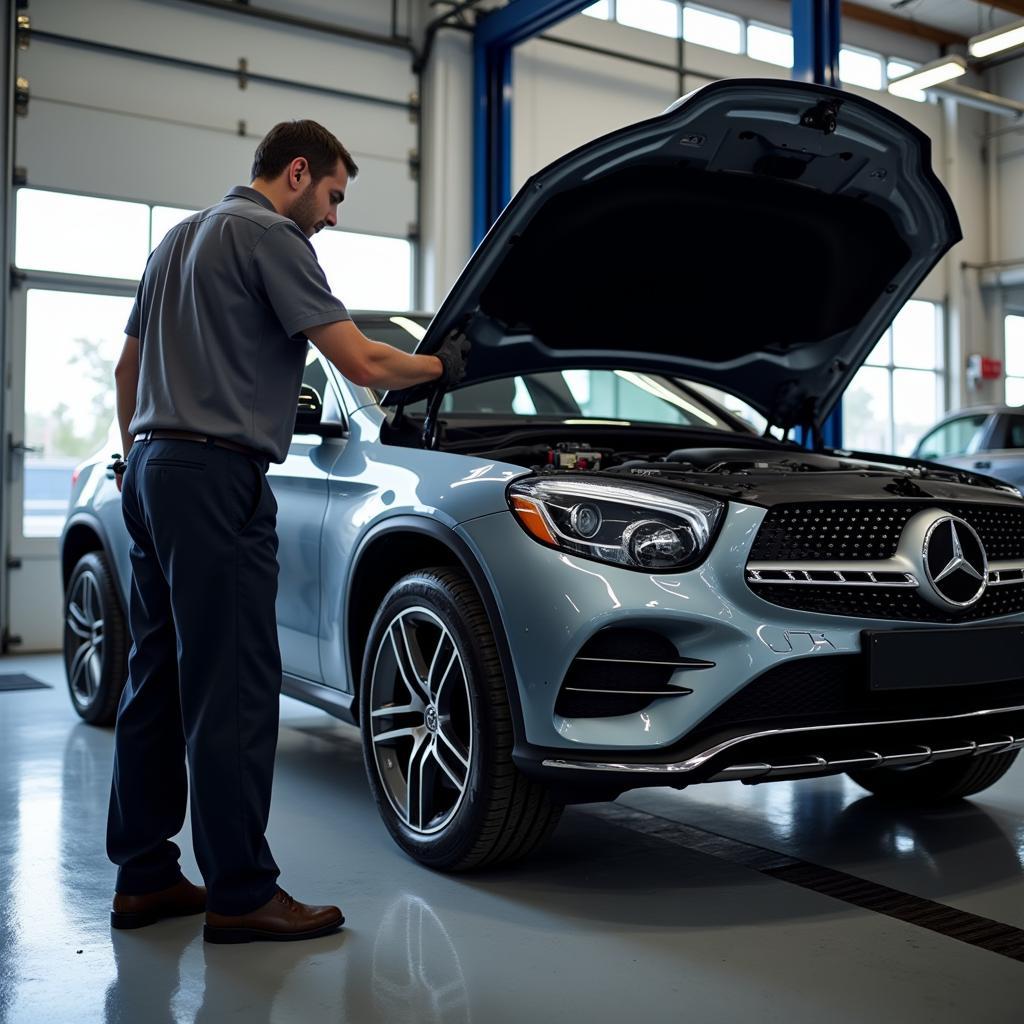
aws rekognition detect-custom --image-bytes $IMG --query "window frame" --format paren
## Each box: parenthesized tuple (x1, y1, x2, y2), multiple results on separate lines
(12, 184, 418, 310)
(843, 299, 946, 456)
(681, 2, 744, 53)
(745, 20, 794, 68)
(1005, 313, 1024, 406)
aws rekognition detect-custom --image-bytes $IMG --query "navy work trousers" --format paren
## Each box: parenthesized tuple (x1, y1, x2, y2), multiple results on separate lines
(107, 437, 282, 915)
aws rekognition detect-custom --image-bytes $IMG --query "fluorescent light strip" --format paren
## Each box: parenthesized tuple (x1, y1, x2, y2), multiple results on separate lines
(888, 56, 966, 98)
(969, 19, 1024, 59)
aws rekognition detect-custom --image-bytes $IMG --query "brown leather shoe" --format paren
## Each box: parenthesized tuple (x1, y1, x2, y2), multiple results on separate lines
(111, 877, 207, 930)
(204, 888, 344, 944)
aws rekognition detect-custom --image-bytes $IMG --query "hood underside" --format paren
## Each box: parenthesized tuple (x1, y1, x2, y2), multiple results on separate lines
(386, 79, 960, 430)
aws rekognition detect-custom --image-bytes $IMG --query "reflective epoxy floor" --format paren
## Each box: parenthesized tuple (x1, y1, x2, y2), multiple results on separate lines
(2, 652, 1023, 1024)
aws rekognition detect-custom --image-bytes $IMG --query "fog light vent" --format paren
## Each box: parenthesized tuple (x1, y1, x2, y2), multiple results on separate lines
(554, 627, 713, 718)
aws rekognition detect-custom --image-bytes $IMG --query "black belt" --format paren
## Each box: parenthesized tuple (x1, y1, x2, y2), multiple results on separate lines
(134, 429, 266, 462)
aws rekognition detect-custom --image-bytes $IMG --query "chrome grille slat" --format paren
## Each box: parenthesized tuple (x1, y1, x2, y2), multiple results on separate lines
(746, 565, 919, 588)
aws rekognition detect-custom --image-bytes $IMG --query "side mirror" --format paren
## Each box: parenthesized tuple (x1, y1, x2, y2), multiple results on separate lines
(294, 385, 323, 435)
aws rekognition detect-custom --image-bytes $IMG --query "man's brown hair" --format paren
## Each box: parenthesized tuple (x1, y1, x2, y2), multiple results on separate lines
(251, 120, 359, 182)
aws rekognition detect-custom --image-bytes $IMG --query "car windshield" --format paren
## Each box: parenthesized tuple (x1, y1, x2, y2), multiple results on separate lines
(358, 316, 758, 434)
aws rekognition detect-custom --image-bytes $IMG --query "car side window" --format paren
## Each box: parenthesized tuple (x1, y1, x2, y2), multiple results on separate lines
(916, 414, 988, 460)
(293, 347, 344, 437)
(1003, 416, 1024, 450)
(301, 349, 329, 400)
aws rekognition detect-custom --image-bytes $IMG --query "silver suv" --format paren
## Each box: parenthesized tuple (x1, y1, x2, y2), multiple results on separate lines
(62, 80, 1023, 871)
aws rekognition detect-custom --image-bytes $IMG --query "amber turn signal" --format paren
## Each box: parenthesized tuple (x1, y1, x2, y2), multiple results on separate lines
(510, 495, 556, 545)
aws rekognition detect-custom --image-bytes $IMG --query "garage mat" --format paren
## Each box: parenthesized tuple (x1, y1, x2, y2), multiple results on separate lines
(587, 803, 1024, 963)
(0, 673, 52, 691)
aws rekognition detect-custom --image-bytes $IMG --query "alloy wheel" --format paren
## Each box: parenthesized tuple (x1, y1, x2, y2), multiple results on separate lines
(65, 570, 104, 707)
(368, 606, 473, 835)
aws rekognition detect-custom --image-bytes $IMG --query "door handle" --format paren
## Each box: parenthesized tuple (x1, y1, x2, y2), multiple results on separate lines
(8, 438, 41, 456)
(974, 460, 992, 469)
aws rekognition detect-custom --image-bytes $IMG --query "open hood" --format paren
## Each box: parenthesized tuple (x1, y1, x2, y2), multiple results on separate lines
(385, 79, 960, 432)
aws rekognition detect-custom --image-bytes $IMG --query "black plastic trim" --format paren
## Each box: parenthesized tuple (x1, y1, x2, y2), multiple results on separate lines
(345, 515, 529, 747)
(60, 511, 128, 620)
(282, 673, 356, 724)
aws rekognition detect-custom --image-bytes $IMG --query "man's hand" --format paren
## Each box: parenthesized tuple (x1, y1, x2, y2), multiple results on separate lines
(110, 454, 128, 493)
(434, 330, 471, 387)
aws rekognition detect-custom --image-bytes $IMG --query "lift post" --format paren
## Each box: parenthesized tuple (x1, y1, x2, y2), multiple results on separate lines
(792, 0, 844, 448)
(473, 0, 593, 244)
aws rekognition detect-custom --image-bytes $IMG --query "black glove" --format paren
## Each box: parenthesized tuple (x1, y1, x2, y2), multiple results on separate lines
(434, 329, 471, 387)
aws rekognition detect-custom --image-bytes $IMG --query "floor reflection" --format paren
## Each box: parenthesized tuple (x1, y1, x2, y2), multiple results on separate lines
(367, 893, 470, 1024)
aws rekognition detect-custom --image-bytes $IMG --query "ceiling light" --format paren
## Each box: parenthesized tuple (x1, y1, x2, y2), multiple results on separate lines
(887, 56, 967, 98)
(969, 19, 1024, 59)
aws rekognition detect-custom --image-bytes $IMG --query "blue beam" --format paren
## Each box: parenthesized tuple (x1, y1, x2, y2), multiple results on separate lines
(791, 0, 843, 448)
(791, 0, 840, 88)
(473, 0, 594, 243)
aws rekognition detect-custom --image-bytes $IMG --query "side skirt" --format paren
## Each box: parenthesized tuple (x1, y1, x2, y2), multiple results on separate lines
(282, 673, 357, 726)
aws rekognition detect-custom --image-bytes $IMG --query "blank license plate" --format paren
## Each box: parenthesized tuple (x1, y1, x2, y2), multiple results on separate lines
(864, 625, 1024, 691)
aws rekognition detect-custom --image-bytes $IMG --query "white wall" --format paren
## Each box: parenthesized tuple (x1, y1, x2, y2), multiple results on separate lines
(18, 0, 417, 238)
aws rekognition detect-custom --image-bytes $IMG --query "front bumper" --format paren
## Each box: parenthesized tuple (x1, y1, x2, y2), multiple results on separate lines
(455, 502, 1024, 767)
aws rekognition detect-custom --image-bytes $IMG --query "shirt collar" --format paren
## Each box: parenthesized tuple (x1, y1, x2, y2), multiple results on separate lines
(225, 185, 277, 212)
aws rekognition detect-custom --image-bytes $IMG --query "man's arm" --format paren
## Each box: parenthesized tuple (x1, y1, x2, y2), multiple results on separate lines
(306, 320, 442, 390)
(114, 335, 140, 460)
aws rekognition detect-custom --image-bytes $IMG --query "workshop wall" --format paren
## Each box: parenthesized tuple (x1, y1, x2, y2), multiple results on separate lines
(18, 0, 418, 239)
(498, 7, 992, 411)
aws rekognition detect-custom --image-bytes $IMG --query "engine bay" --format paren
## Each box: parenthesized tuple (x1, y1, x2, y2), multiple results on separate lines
(441, 426, 1022, 505)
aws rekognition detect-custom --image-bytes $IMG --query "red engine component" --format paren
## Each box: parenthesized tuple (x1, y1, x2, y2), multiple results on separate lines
(546, 443, 603, 471)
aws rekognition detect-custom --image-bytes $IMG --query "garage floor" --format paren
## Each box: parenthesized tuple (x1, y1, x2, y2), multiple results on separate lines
(2, 653, 1022, 1023)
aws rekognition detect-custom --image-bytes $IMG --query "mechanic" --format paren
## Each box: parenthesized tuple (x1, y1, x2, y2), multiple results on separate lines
(107, 120, 470, 944)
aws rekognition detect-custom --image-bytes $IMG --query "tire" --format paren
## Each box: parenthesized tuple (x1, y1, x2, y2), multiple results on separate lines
(848, 749, 1019, 804)
(63, 550, 129, 725)
(359, 567, 562, 871)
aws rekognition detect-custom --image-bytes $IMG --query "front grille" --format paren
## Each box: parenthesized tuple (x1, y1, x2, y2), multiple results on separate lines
(747, 501, 1024, 621)
(749, 503, 914, 561)
(695, 655, 1024, 735)
(749, 502, 1024, 562)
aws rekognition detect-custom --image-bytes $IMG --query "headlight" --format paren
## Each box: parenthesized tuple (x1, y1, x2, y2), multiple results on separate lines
(507, 477, 723, 571)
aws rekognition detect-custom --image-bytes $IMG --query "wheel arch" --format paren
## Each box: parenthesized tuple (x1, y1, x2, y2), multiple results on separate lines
(61, 513, 127, 616)
(345, 516, 526, 744)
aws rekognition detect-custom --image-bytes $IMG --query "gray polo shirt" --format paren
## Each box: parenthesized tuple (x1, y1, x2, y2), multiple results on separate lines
(126, 185, 350, 463)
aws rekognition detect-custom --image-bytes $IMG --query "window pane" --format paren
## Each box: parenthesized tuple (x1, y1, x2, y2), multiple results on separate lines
(582, 0, 611, 17)
(439, 370, 735, 429)
(866, 332, 890, 366)
(151, 205, 200, 252)
(1007, 376, 1024, 408)
(1004, 416, 1024, 450)
(892, 300, 938, 369)
(23, 290, 134, 537)
(689, 382, 769, 434)
(618, 0, 679, 38)
(311, 230, 412, 311)
(1006, 315, 1024, 378)
(887, 59, 925, 101)
(915, 414, 987, 460)
(682, 5, 741, 52)
(747, 24, 793, 68)
(839, 47, 884, 90)
(16, 189, 149, 280)
(843, 366, 890, 452)
(893, 369, 938, 456)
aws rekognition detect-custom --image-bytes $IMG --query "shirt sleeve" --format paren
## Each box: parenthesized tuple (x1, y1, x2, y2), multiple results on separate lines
(124, 276, 143, 337)
(250, 221, 350, 338)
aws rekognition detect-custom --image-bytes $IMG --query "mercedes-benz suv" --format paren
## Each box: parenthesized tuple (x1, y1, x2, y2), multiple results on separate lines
(61, 79, 1023, 871)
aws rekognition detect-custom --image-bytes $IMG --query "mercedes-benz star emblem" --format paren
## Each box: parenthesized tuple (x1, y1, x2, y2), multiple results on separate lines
(922, 516, 988, 608)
